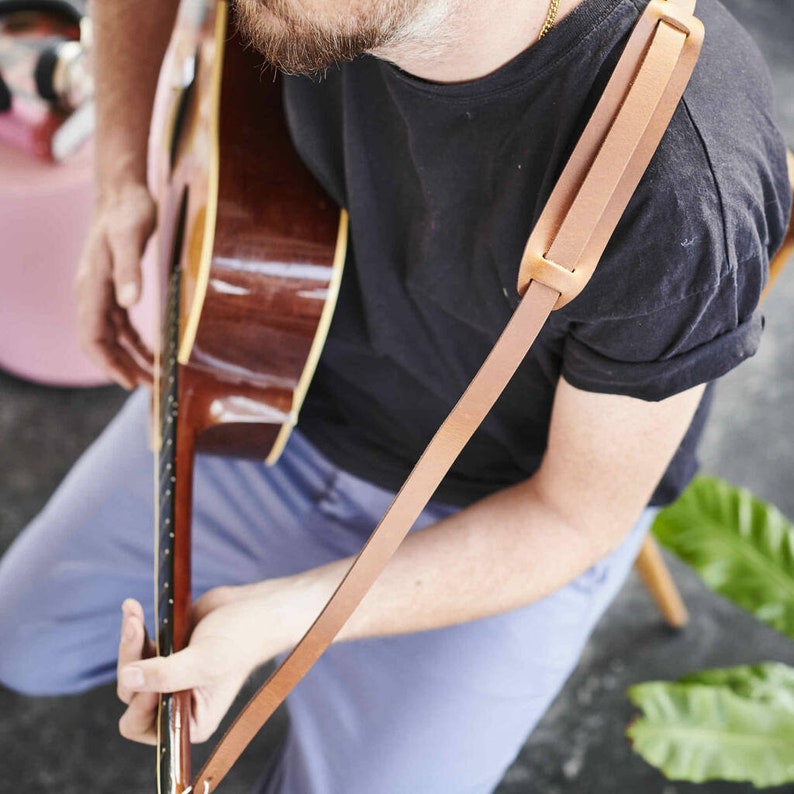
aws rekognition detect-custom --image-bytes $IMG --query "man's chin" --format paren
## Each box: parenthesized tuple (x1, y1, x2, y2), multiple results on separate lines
(233, 0, 398, 75)
(234, 1, 332, 74)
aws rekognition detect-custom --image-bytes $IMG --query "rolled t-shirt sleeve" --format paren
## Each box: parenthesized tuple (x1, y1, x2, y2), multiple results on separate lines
(554, 76, 790, 404)
(561, 258, 765, 402)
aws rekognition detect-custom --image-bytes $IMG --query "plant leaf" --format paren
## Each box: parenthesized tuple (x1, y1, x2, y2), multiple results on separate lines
(627, 678, 794, 785)
(652, 475, 794, 639)
(680, 662, 794, 714)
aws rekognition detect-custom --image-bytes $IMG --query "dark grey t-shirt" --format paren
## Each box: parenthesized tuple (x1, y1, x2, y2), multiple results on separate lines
(283, 0, 791, 506)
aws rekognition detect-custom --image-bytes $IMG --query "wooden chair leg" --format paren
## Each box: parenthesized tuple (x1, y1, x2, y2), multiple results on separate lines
(634, 534, 689, 628)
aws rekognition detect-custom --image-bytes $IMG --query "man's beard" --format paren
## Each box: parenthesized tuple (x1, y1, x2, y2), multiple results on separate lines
(234, 0, 426, 75)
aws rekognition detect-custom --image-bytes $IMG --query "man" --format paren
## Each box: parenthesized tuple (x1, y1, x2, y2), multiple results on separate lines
(0, 0, 790, 791)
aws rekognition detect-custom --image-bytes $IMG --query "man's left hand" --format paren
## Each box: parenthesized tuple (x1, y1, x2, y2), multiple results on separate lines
(116, 582, 296, 744)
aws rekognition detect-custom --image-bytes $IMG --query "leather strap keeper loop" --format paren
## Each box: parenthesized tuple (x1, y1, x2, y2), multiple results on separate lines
(518, 249, 585, 309)
(647, 0, 697, 36)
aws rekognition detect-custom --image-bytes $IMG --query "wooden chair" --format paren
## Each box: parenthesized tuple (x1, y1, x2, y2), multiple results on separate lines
(635, 148, 794, 628)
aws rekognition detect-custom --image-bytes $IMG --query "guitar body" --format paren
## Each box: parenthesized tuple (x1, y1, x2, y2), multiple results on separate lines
(151, 1, 347, 790)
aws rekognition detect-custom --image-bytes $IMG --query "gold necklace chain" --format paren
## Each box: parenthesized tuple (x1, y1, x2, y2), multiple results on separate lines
(538, 0, 561, 39)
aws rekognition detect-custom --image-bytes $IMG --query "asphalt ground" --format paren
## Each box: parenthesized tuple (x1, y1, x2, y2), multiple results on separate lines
(1, 0, 792, 791)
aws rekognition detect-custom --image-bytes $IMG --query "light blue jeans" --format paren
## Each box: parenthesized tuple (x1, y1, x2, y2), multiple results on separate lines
(0, 389, 654, 793)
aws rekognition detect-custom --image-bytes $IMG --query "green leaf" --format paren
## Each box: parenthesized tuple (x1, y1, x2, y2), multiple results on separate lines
(652, 475, 794, 639)
(627, 678, 794, 785)
(680, 662, 794, 714)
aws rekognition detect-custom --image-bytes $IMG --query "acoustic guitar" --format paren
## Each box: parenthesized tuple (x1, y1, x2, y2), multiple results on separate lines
(150, 0, 347, 790)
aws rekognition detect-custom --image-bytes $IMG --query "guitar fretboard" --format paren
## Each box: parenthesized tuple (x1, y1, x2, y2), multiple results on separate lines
(156, 265, 181, 794)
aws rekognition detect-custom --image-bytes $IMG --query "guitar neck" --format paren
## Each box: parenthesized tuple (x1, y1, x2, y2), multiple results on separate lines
(155, 264, 193, 794)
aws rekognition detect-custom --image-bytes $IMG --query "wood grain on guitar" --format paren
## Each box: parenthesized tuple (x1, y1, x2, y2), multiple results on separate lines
(151, 0, 347, 790)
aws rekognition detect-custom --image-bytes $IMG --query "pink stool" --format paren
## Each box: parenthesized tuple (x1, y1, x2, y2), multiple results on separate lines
(0, 141, 154, 386)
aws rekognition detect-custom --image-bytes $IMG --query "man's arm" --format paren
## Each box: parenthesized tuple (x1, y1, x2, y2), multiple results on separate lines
(75, 0, 180, 388)
(117, 376, 705, 743)
(333, 377, 706, 639)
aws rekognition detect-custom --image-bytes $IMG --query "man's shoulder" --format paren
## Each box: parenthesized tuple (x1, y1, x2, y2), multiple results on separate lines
(570, 0, 790, 320)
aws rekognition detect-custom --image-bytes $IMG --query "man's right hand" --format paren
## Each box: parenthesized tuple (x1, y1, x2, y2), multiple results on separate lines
(76, 183, 157, 390)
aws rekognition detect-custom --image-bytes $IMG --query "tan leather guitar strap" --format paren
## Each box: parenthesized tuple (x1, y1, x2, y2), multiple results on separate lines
(192, 1, 703, 790)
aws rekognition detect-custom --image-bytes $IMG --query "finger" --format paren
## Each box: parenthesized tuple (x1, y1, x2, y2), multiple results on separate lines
(118, 690, 160, 745)
(121, 598, 146, 631)
(98, 344, 145, 391)
(108, 212, 154, 309)
(117, 600, 148, 704)
(108, 331, 154, 388)
(118, 602, 156, 661)
(84, 332, 137, 390)
(119, 644, 220, 696)
(110, 309, 155, 384)
(91, 341, 138, 391)
(77, 242, 140, 389)
(85, 308, 151, 390)
(113, 312, 155, 369)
